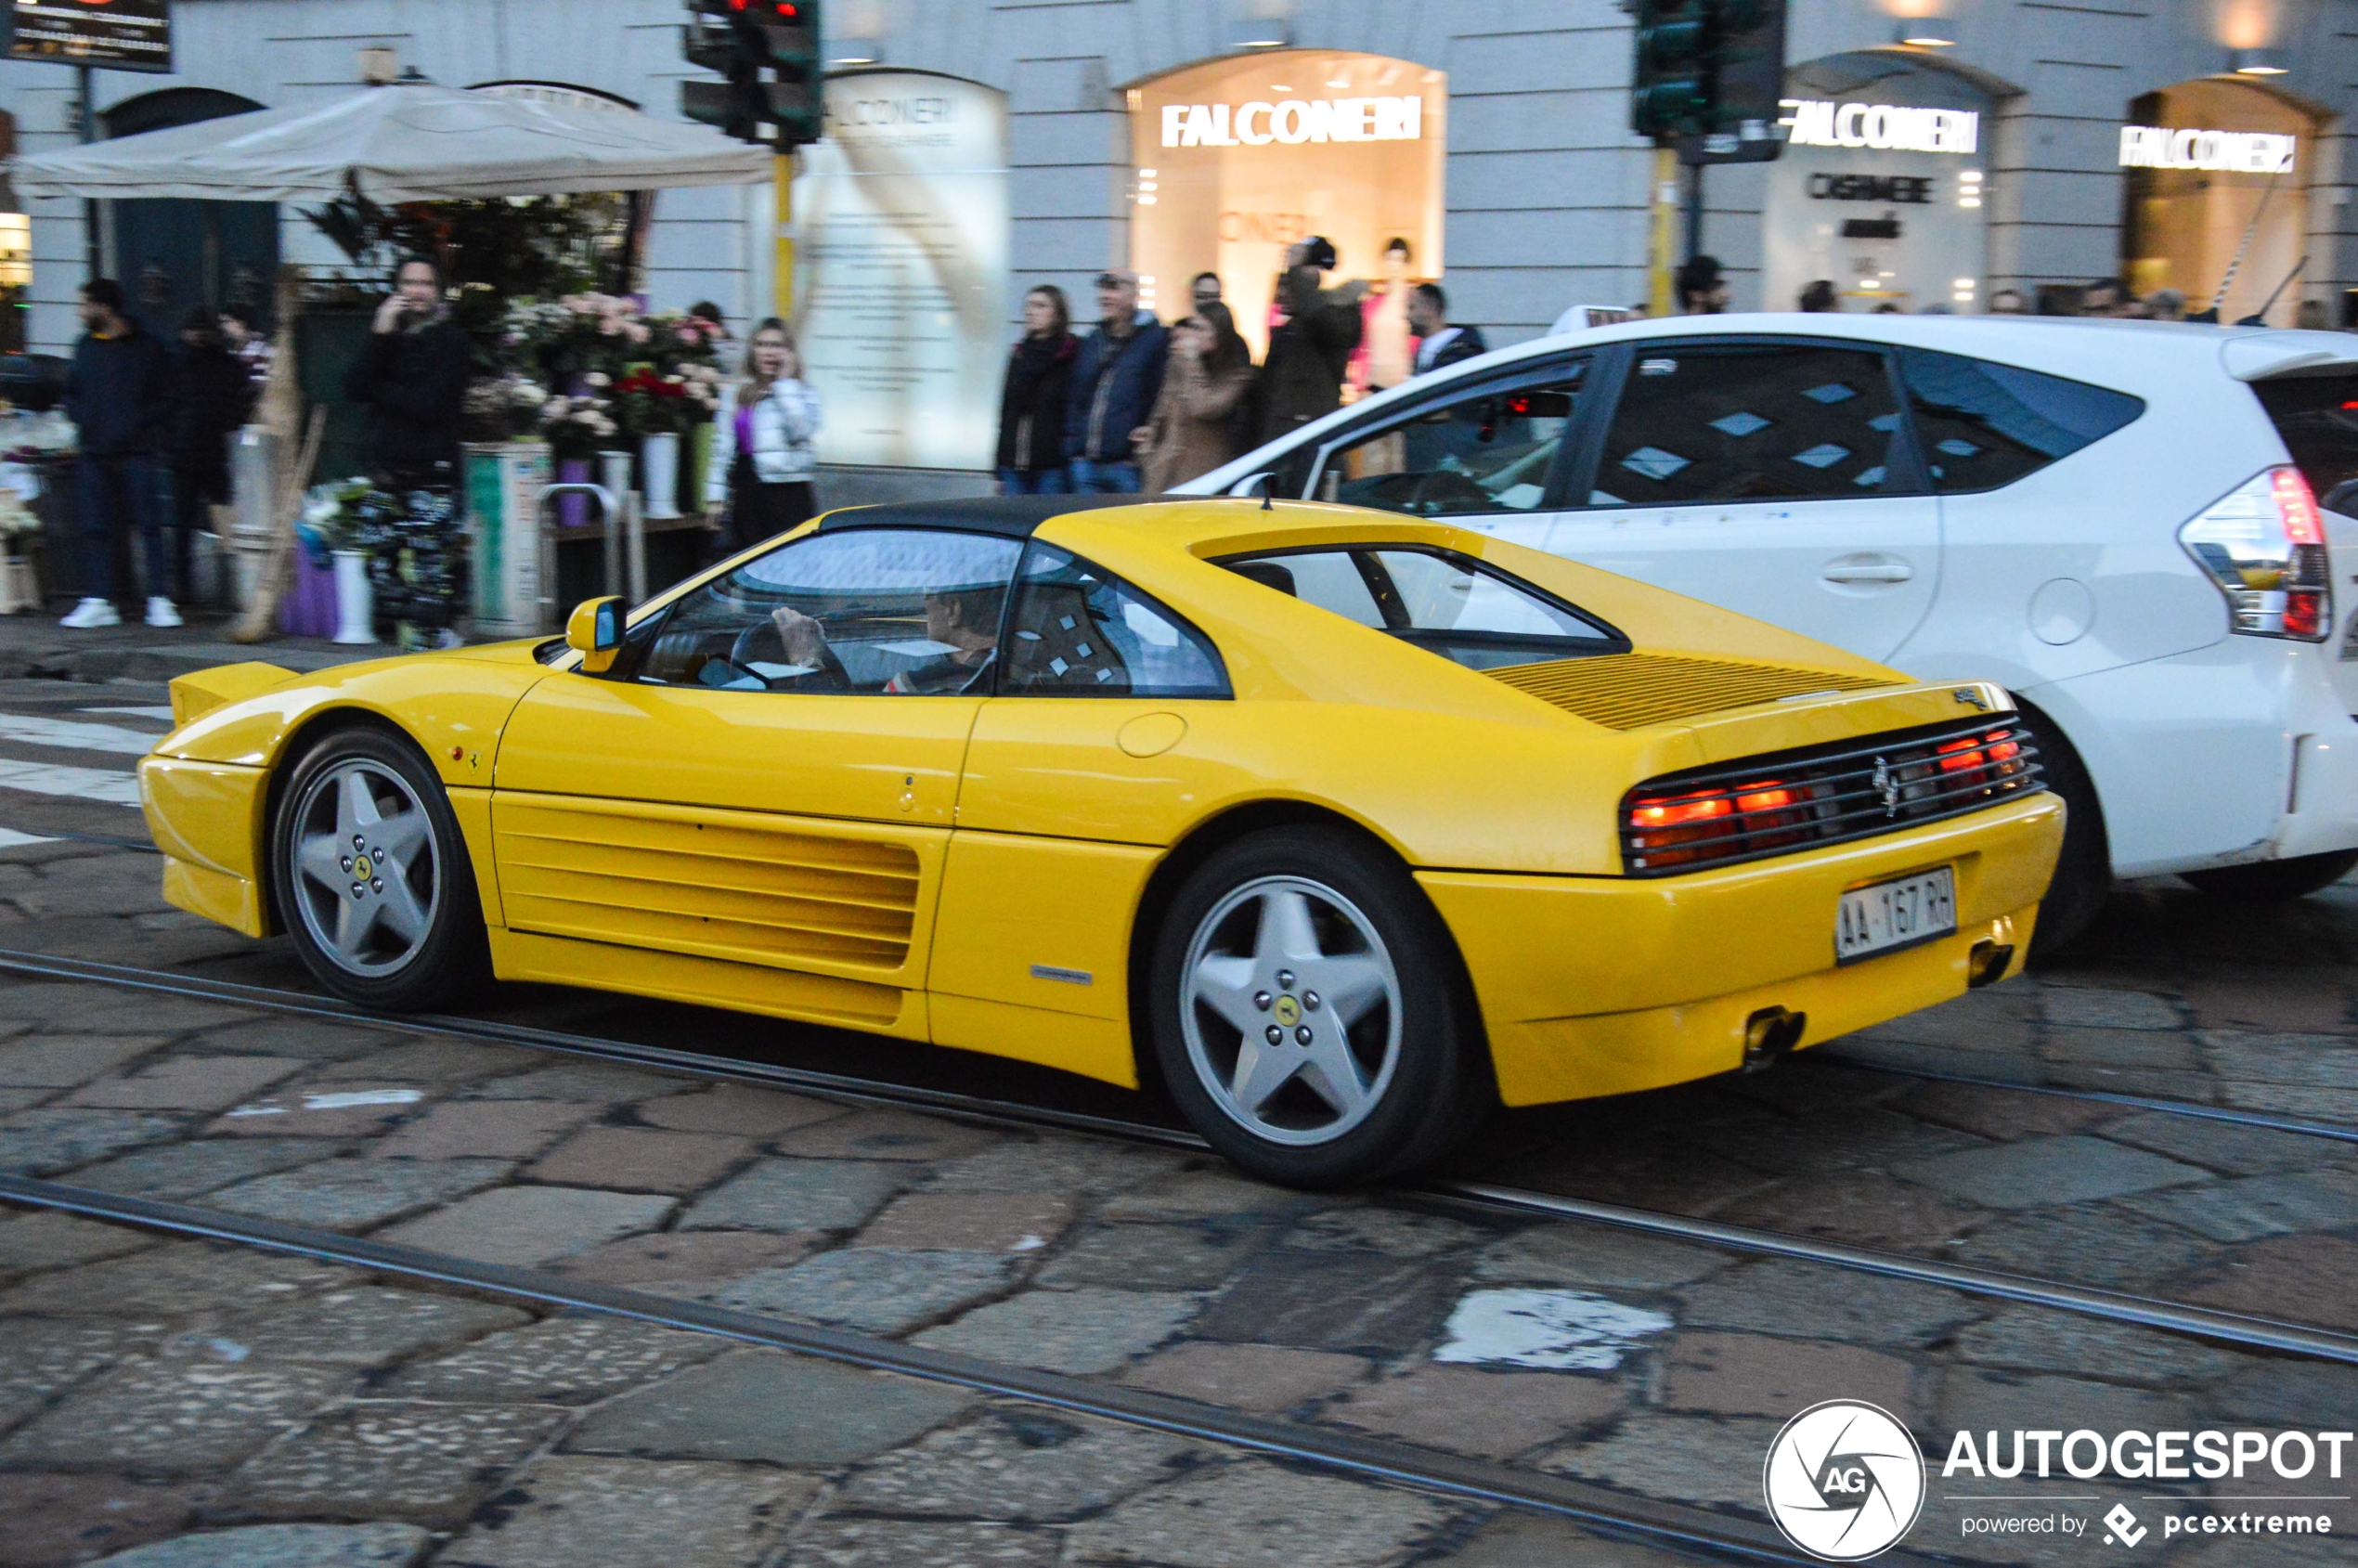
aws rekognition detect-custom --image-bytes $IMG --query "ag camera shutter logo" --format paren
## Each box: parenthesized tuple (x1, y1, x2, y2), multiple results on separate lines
(1764, 1400, 1927, 1561)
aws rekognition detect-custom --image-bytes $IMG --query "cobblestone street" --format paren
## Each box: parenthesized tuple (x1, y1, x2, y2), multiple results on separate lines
(0, 656, 2355, 1565)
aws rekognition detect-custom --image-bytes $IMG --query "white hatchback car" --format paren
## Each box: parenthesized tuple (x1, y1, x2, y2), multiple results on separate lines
(1178, 315, 2358, 951)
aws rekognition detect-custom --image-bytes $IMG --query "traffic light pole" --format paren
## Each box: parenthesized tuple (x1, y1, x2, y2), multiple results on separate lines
(1685, 162, 1704, 266)
(1647, 146, 1678, 317)
(774, 153, 795, 318)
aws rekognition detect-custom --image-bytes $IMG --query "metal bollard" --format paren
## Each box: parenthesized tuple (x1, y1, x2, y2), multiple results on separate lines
(535, 481, 644, 629)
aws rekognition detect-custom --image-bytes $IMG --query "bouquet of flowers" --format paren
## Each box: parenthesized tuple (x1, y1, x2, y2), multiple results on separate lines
(460, 374, 552, 443)
(612, 364, 721, 438)
(297, 476, 384, 566)
(538, 384, 620, 460)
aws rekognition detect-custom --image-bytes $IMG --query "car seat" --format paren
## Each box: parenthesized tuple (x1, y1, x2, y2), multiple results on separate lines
(1006, 581, 1132, 691)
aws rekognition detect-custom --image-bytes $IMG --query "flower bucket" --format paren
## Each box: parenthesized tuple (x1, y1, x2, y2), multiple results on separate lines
(556, 458, 592, 530)
(278, 544, 338, 639)
(331, 550, 378, 646)
(641, 432, 681, 520)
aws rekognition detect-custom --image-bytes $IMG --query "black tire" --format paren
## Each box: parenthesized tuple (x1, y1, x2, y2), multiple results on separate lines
(270, 725, 492, 1011)
(1148, 825, 1489, 1188)
(2180, 849, 2358, 902)
(2021, 708, 2112, 960)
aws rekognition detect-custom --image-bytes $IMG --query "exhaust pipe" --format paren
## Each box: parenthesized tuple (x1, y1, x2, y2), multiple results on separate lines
(1743, 1005, 1807, 1070)
(1967, 940, 2015, 989)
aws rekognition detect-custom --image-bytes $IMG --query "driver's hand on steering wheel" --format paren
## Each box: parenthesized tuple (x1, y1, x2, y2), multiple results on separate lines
(769, 605, 829, 666)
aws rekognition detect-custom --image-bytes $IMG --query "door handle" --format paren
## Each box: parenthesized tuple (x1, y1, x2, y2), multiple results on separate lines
(1821, 560, 1913, 584)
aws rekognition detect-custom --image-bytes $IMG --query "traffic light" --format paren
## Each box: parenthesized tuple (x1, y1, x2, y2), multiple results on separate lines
(1630, 0, 1788, 163)
(680, 0, 823, 149)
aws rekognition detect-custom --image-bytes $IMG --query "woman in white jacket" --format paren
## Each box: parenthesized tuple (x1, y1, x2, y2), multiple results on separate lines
(705, 317, 822, 554)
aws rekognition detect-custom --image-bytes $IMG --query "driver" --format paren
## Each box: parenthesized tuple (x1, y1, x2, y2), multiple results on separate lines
(766, 583, 1004, 694)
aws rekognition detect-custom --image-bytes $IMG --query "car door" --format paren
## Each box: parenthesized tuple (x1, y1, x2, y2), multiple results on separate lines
(1542, 338, 1942, 663)
(1295, 358, 1595, 552)
(928, 540, 1236, 1085)
(489, 525, 1026, 1031)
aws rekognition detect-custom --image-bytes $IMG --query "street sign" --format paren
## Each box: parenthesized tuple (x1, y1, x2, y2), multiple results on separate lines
(4, 0, 174, 74)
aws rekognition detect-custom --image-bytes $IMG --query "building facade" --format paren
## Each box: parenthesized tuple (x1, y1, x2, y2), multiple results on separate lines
(6, 0, 2358, 490)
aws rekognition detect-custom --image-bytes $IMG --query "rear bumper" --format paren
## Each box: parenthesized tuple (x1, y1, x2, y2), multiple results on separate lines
(1418, 790, 2063, 1107)
(139, 755, 270, 939)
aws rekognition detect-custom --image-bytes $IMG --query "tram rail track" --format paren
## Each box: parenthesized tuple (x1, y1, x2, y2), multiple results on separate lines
(0, 1172, 1828, 1568)
(5, 949, 2357, 1366)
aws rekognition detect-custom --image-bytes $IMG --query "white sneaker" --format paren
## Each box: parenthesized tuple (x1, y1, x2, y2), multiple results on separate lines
(59, 597, 120, 629)
(145, 597, 183, 628)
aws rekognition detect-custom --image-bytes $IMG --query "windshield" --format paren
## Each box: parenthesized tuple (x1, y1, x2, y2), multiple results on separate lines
(1216, 546, 1623, 670)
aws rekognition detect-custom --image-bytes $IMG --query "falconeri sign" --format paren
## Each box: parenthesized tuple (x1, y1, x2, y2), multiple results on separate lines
(1160, 97, 1423, 148)
(2118, 124, 2297, 174)
(1778, 98, 1979, 155)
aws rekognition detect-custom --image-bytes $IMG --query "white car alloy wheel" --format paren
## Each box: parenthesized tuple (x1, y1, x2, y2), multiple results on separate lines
(1179, 875, 1405, 1147)
(286, 757, 443, 978)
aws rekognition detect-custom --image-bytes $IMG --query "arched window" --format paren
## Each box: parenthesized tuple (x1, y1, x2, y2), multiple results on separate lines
(2122, 78, 2321, 325)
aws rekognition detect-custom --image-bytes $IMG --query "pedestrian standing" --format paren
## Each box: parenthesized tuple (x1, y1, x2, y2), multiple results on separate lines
(706, 317, 822, 554)
(2080, 278, 2136, 317)
(2144, 288, 2186, 322)
(1064, 270, 1168, 495)
(343, 256, 473, 649)
(1798, 279, 1839, 313)
(161, 306, 255, 612)
(1677, 255, 1731, 315)
(1256, 237, 1363, 445)
(994, 286, 1077, 496)
(1136, 302, 1255, 495)
(58, 278, 172, 630)
(1406, 283, 1487, 377)
(1191, 272, 1224, 314)
(1987, 288, 2028, 315)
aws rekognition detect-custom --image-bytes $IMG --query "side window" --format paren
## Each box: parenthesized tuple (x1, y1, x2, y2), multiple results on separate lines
(630, 527, 1022, 695)
(1311, 365, 1587, 518)
(1002, 544, 1229, 698)
(1591, 344, 1903, 506)
(1897, 347, 2144, 493)
(1218, 546, 1620, 671)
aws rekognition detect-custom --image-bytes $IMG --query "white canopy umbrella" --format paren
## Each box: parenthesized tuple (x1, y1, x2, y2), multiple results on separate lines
(10, 81, 771, 202)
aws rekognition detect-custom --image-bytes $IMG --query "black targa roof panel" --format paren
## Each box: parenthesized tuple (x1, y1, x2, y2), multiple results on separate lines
(813, 494, 1174, 539)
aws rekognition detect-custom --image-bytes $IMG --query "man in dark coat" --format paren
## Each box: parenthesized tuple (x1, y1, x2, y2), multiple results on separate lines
(1256, 238, 1362, 446)
(59, 278, 173, 629)
(1063, 270, 1168, 494)
(1406, 283, 1489, 377)
(343, 256, 472, 484)
(342, 256, 473, 649)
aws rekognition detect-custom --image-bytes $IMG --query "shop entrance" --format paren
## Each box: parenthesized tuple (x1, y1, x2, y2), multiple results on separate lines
(1761, 54, 1993, 315)
(2121, 79, 2317, 325)
(1128, 51, 1445, 380)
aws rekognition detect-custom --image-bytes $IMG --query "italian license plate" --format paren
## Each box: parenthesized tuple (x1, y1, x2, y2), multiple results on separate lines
(1835, 867, 1956, 965)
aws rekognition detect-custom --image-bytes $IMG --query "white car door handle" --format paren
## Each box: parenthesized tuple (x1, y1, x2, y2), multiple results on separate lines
(1821, 561, 1914, 584)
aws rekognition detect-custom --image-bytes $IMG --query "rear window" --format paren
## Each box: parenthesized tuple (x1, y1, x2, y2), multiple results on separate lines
(2248, 374, 2358, 510)
(1896, 348, 2144, 493)
(1215, 546, 1625, 670)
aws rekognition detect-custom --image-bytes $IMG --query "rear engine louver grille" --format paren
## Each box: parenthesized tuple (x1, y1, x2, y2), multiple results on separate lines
(1485, 653, 1896, 730)
(496, 802, 920, 971)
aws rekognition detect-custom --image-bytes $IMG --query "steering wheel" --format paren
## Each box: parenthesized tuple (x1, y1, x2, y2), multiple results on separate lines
(728, 617, 850, 688)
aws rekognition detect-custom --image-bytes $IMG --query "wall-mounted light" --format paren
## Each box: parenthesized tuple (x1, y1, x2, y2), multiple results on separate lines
(1895, 21, 1956, 46)
(830, 37, 883, 66)
(2233, 48, 2288, 75)
(1227, 0, 1290, 49)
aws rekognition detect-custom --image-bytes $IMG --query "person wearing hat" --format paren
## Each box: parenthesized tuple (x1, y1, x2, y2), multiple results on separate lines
(1063, 269, 1169, 495)
(1257, 237, 1364, 445)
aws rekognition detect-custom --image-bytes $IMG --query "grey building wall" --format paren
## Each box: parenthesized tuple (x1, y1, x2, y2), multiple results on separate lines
(9, 0, 2358, 361)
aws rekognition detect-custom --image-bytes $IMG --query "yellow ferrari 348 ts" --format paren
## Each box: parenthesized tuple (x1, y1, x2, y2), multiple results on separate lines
(140, 496, 2061, 1185)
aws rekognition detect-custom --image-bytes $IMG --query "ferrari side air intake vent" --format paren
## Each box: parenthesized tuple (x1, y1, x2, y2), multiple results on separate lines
(1485, 653, 1896, 731)
(1620, 719, 2045, 876)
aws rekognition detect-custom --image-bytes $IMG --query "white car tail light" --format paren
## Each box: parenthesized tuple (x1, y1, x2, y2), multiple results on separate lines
(2178, 467, 2333, 641)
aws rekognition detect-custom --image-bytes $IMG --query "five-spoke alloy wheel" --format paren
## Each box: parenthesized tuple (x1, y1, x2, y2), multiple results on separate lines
(1151, 825, 1488, 1187)
(273, 727, 488, 1010)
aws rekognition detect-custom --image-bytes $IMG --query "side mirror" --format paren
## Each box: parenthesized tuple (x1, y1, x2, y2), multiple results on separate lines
(565, 596, 625, 675)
